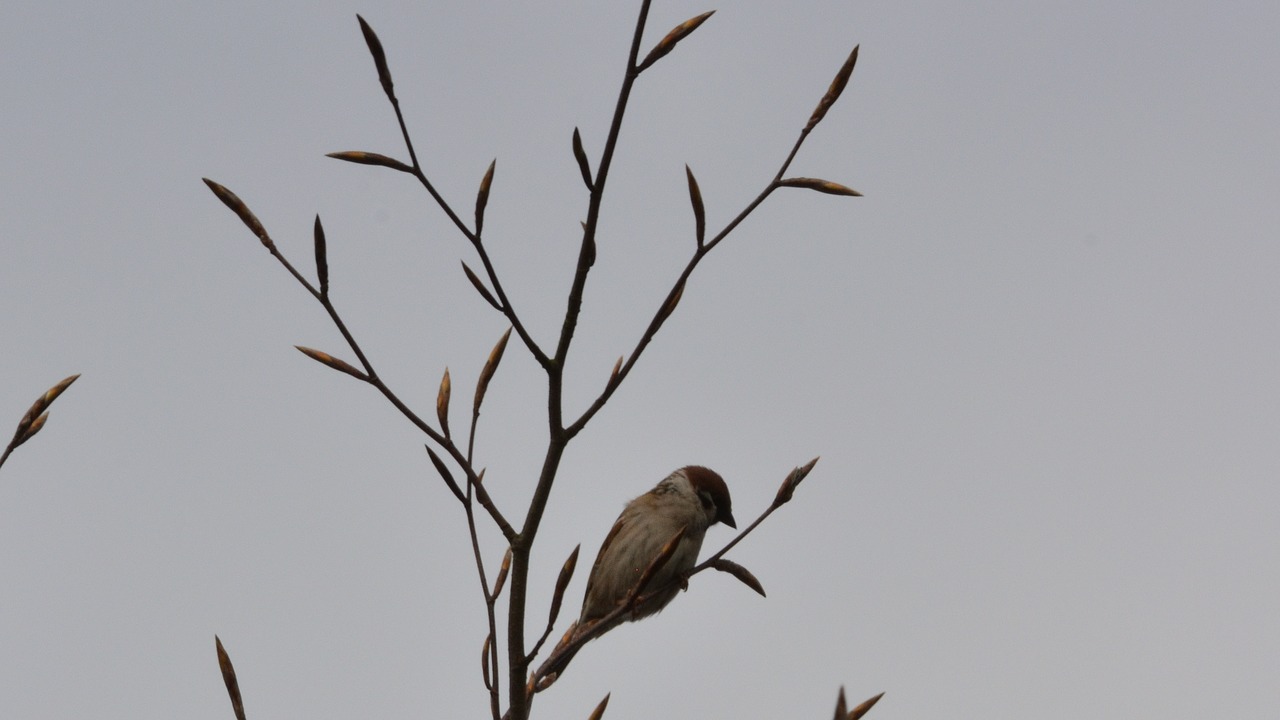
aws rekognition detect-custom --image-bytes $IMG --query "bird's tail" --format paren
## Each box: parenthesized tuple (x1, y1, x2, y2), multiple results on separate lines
(533, 621, 588, 690)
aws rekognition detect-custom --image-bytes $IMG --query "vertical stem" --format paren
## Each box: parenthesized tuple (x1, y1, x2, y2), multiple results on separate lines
(505, 438, 567, 720)
(508, 4, 655, 718)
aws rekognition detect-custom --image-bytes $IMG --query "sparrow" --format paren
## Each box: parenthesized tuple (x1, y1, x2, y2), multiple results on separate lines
(546, 466, 736, 677)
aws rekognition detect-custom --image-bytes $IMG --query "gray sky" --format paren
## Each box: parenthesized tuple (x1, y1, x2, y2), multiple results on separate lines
(3, 1, 1278, 718)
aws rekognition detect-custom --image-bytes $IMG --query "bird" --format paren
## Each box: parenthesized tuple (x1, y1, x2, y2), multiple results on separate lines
(543, 465, 736, 679)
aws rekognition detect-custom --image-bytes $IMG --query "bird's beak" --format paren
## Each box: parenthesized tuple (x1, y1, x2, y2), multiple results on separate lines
(721, 511, 737, 529)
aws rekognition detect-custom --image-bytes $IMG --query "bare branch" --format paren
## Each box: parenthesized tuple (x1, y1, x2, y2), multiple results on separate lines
(204, 179, 324, 297)
(564, 47, 863, 438)
(462, 470, 503, 720)
(204, 184, 509, 512)
(206, 7, 860, 719)
(340, 17, 547, 371)
(507, 5, 681, 691)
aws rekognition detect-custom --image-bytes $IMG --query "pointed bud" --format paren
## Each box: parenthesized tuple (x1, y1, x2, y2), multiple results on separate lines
(833, 687, 848, 720)
(424, 445, 465, 503)
(203, 179, 274, 250)
(14, 374, 79, 441)
(657, 282, 685, 324)
(42, 374, 80, 407)
(12, 411, 49, 450)
(774, 456, 819, 507)
(356, 15, 395, 100)
(778, 177, 862, 196)
(806, 45, 859, 132)
(460, 261, 501, 310)
(475, 159, 496, 236)
(295, 346, 369, 381)
(436, 368, 452, 439)
(685, 165, 706, 247)
(492, 546, 513, 598)
(325, 151, 413, 173)
(473, 328, 512, 417)
(572, 128, 593, 191)
(848, 691, 885, 720)
(215, 636, 247, 720)
(637, 11, 716, 73)
(607, 356, 624, 391)
(710, 558, 766, 597)
(313, 215, 329, 296)
(587, 693, 611, 720)
(547, 545, 581, 631)
(9, 374, 79, 455)
(481, 634, 493, 690)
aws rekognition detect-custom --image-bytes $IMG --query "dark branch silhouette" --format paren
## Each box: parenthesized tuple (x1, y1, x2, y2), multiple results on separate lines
(205, 4, 873, 719)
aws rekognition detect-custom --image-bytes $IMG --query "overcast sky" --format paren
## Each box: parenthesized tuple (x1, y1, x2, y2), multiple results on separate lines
(3, 1, 1278, 718)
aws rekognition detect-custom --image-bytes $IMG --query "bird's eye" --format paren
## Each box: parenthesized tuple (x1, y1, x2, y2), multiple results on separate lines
(698, 491, 714, 511)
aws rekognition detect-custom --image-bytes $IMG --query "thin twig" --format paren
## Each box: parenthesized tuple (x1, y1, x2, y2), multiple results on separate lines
(364, 21, 548, 369)
(214, 197, 519, 540)
(313, 290, 519, 532)
(462, 474, 503, 720)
